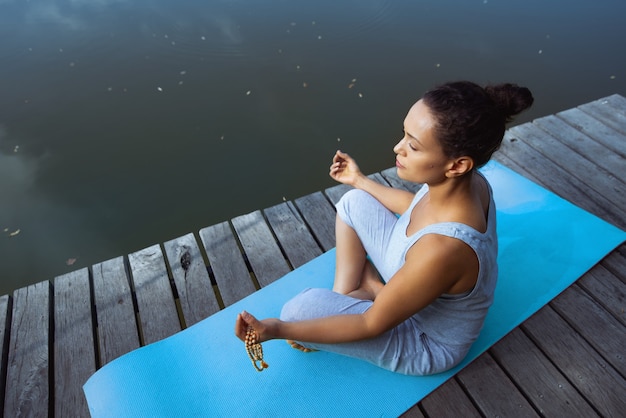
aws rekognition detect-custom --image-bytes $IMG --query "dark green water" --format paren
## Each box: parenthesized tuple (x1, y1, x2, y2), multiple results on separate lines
(1, 0, 625, 295)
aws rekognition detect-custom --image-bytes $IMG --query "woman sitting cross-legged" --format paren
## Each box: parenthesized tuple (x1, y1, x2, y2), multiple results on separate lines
(235, 80, 533, 376)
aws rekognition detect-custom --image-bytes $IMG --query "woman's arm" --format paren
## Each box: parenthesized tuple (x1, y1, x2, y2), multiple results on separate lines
(235, 235, 468, 345)
(330, 150, 414, 215)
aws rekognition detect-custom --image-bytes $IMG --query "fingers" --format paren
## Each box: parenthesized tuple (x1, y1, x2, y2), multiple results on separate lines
(235, 311, 257, 338)
(235, 313, 247, 341)
(240, 310, 258, 326)
(333, 149, 350, 163)
(330, 150, 348, 176)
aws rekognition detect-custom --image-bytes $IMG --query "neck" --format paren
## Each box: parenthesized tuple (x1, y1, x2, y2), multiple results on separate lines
(426, 171, 476, 205)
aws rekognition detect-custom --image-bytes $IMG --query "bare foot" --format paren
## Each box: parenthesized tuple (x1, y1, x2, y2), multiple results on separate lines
(286, 340, 318, 353)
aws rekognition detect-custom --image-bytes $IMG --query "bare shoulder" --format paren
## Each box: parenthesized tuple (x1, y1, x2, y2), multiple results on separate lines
(407, 234, 474, 264)
(405, 234, 479, 291)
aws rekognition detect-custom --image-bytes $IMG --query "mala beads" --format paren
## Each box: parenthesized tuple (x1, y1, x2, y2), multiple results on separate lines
(245, 326, 268, 372)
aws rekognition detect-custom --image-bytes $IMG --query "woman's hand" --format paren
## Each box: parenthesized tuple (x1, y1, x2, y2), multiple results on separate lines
(329, 150, 363, 186)
(235, 311, 280, 343)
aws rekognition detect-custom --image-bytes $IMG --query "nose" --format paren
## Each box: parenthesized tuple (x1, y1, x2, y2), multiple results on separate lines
(393, 137, 405, 154)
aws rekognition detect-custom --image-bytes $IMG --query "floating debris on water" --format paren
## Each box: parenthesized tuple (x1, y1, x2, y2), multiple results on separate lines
(201, 36, 206, 40)
(180, 70, 187, 75)
(436, 63, 441, 67)
(157, 87, 163, 92)
(246, 90, 251, 95)
(358, 93, 363, 98)
(337, 137, 341, 142)
(610, 75, 616, 79)
(302, 82, 308, 88)
(14, 145, 19, 152)
(538, 49, 543, 54)
(9, 229, 20, 237)
(66, 258, 77, 266)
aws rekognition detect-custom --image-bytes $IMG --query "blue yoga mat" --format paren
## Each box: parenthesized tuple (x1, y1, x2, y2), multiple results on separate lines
(83, 161, 625, 417)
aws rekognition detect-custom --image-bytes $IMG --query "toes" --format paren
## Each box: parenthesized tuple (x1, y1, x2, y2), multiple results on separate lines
(286, 340, 317, 352)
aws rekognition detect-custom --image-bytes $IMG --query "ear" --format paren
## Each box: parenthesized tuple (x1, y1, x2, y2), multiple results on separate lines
(446, 156, 474, 178)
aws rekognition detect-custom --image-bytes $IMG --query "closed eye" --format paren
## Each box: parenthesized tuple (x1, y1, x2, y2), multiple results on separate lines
(402, 129, 419, 151)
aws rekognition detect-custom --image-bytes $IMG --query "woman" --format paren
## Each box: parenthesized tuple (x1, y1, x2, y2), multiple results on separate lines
(235, 81, 533, 375)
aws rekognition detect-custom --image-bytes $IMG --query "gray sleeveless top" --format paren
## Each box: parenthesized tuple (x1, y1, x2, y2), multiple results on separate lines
(379, 179, 498, 348)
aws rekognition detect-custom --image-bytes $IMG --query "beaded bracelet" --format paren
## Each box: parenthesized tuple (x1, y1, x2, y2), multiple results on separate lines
(245, 326, 269, 372)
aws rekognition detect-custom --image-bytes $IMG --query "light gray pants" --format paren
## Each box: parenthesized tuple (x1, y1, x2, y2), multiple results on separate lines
(278, 190, 460, 376)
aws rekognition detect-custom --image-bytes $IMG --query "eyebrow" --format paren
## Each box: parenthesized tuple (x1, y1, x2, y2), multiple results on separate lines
(404, 128, 422, 146)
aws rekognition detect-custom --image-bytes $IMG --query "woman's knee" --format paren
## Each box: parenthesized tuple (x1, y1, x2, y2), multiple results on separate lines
(280, 288, 372, 322)
(280, 288, 328, 322)
(336, 189, 374, 227)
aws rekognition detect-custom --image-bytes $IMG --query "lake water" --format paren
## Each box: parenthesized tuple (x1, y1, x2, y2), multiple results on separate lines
(1, 0, 625, 296)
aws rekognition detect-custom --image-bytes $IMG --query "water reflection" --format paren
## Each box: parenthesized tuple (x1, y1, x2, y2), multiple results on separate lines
(1, 0, 625, 295)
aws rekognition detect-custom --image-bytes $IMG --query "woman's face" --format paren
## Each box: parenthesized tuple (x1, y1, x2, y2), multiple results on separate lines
(394, 100, 452, 185)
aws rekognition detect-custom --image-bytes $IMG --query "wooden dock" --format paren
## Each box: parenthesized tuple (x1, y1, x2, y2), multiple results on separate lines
(2, 95, 625, 417)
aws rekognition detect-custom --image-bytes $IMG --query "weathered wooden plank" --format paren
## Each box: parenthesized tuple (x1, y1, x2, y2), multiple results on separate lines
(457, 352, 540, 417)
(550, 284, 625, 375)
(418, 378, 481, 418)
(128, 245, 181, 345)
(522, 306, 626, 416)
(199, 222, 257, 307)
(578, 94, 626, 135)
(231, 211, 291, 287)
(557, 107, 626, 158)
(0, 294, 9, 414)
(499, 131, 625, 228)
(533, 115, 626, 179)
(324, 183, 352, 206)
(92, 256, 140, 366)
(508, 123, 626, 212)
(399, 401, 426, 417)
(578, 264, 626, 326)
(294, 192, 336, 251)
(264, 202, 323, 268)
(600, 244, 626, 285)
(4, 282, 49, 418)
(490, 327, 596, 417)
(163, 233, 220, 327)
(53, 269, 95, 418)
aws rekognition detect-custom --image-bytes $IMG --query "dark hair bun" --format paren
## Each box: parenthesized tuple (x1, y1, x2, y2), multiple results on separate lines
(485, 83, 534, 121)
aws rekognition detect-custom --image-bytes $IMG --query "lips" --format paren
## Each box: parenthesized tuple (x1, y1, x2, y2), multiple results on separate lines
(395, 159, 404, 169)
